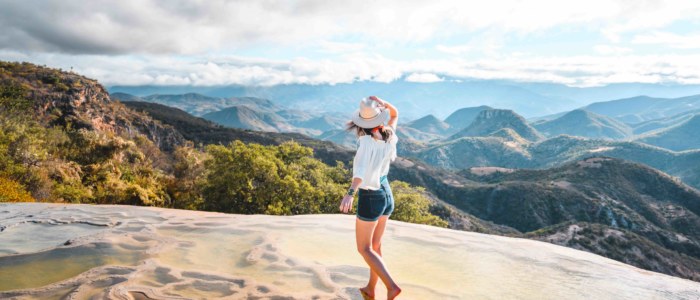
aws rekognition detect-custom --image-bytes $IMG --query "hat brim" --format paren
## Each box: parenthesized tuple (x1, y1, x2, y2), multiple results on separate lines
(351, 109, 390, 128)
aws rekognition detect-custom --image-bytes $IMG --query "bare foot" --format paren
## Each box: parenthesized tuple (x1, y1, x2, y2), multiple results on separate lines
(388, 286, 402, 300)
(359, 286, 374, 300)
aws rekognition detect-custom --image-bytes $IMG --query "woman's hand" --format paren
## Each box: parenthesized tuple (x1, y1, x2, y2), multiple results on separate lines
(369, 96, 386, 108)
(370, 96, 398, 128)
(339, 194, 354, 213)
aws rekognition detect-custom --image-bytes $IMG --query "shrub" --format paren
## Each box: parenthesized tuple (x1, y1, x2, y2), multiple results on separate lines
(168, 142, 207, 210)
(200, 141, 348, 215)
(55, 82, 70, 92)
(0, 83, 31, 113)
(0, 177, 35, 202)
(390, 181, 448, 227)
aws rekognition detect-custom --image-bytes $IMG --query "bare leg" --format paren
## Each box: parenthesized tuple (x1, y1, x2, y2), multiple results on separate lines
(356, 217, 401, 299)
(360, 215, 389, 298)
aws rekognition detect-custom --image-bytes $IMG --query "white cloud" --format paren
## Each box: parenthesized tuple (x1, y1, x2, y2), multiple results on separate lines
(405, 73, 444, 83)
(632, 31, 700, 49)
(2, 0, 700, 55)
(601, 1, 700, 43)
(436, 44, 472, 55)
(593, 45, 633, 55)
(6, 50, 700, 87)
(317, 41, 367, 54)
(2, 1, 700, 87)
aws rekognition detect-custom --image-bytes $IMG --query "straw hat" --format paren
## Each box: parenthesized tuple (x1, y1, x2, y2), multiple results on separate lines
(351, 97, 390, 128)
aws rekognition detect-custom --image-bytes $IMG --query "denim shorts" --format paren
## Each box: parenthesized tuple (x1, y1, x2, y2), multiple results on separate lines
(356, 176, 395, 221)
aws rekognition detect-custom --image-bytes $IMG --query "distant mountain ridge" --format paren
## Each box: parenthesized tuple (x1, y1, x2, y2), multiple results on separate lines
(405, 114, 450, 135)
(524, 95, 700, 150)
(119, 100, 363, 169)
(449, 109, 543, 142)
(115, 91, 700, 190)
(201, 105, 295, 133)
(113, 92, 282, 117)
(115, 90, 700, 156)
(108, 80, 700, 120)
(114, 92, 346, 137)
(443, 105, 492, 134)
(109, 81, 573, 119)
(406, 134, 700, 189)
(320, 106, 528, 147)
(632, 109, 700, 135)
(634, 114, 700, 151)
(534, 109, 632, 139)
(583, 95, 700, 124)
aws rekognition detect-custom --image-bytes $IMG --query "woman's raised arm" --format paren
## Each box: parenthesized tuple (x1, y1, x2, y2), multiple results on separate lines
(369, 96, 398, 129)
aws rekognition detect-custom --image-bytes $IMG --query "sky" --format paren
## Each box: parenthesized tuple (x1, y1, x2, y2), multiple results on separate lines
(1, 0, 700, 87)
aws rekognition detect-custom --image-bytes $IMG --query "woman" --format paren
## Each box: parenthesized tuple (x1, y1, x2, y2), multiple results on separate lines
(339, 96, 402, 300)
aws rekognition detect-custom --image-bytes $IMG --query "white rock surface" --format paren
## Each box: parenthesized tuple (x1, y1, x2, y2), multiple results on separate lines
(1, 203, 699, 299)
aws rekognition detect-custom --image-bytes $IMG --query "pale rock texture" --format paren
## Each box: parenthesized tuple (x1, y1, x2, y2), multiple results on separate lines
(1, 203, 699, 299)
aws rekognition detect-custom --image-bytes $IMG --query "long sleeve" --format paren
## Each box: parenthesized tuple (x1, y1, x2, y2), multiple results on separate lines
(352, 136, 370, 180)
(388, 126, 399, 162)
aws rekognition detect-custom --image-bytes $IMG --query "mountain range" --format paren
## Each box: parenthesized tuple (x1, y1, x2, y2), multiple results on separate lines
(530, 94, 700, 141)
(115, 90, 700, 191)
(635, 114, 700, 151)
(631, 108, 700, 135)
(111, 92, 281, 116)
(448, 158, 700, 280)
(113, 92, 484, 145)
(108, 80, 700, 120)
(583, 95, 700, 124)
(115, 88, 700, 151)
(202, 105, 298, 133)
(533, 109, 633, 140)
(408, 134, 700, 189)
(111, 92, 347, 137)
(448, 109, 543, 142)
(404, 114, 450, 135)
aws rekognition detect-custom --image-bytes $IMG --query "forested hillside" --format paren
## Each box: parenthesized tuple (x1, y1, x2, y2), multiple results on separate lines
(0, 61, 447, 228)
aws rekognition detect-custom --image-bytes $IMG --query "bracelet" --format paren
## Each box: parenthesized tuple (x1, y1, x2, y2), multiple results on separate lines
(346, 188, 355, 197)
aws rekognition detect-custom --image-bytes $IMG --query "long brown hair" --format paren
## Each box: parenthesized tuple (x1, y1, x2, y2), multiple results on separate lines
(346, 121, 394, 142)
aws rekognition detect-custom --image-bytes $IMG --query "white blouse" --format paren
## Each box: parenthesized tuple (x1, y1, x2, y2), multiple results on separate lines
(352, 129, 399, 190)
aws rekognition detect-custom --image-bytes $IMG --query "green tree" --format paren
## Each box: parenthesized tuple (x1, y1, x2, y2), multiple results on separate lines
(390, 181, 448, 227)
(168, 141, 207, 210)
(0, 110, 56, 199)
(200, 141, 348, 215)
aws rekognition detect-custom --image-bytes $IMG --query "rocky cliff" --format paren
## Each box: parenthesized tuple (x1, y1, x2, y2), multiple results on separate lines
(0, 62, 185, 151)
(449, 109, 543, 142)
